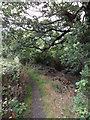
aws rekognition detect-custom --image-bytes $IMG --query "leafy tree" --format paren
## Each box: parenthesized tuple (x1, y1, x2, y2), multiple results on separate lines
(2, 1, 90, 68)
(2, 2, 82, 51)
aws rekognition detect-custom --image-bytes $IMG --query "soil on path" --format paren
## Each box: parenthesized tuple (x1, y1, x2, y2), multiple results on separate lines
(29, 77, 46, 118)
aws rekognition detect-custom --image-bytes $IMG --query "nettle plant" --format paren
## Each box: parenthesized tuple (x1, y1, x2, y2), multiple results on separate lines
(0, 58, 27, 118)
(72, 60, 90, 118)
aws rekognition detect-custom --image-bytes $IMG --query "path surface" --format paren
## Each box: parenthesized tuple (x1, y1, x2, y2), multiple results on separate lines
(29, 77, 46, 118)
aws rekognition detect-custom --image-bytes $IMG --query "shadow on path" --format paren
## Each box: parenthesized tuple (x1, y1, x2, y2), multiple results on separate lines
(29, 77, 46, 118)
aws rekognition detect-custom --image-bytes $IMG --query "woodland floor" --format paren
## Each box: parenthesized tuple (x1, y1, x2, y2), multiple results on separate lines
(25, 64, 81, 118)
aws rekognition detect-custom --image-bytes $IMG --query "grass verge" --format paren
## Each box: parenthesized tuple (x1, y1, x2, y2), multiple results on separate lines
(23, 68, 32, 118)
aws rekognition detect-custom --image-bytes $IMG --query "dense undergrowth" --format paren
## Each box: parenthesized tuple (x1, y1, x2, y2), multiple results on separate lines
(0, 58, 27, 119)
(72, 60, 90, 119)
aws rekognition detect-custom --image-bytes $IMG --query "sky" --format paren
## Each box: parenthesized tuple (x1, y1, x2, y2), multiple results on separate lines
(26, 1, 84, 22)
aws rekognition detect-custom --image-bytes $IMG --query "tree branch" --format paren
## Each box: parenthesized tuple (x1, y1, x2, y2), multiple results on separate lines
(42, 29, 70, 51)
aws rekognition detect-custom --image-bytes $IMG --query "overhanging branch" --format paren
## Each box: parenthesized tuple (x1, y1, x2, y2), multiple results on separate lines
(42, 29, 70, 51)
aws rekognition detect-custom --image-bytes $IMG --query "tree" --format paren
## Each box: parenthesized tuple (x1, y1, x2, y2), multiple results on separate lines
(2, 2, 85, 51)
(2, 1, 90, 71)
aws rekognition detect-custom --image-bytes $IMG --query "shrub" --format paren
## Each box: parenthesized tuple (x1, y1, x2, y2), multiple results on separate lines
(72, 60, 90, 118)
(0, 58, 27, 118)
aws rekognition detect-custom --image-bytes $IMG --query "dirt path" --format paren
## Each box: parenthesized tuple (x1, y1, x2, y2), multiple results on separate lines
(29, 77, 46, 118)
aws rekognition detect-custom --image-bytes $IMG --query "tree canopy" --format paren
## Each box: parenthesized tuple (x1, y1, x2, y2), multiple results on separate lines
(2, 1, 90, 72)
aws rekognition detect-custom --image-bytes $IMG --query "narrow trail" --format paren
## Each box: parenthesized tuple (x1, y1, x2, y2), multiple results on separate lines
(29, 77, 46, 118)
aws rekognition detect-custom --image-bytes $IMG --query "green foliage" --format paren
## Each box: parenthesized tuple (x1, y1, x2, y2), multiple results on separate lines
(1, 1, 90, 119)
(33, 51, 53, 65)
(0, 1, 90, 117)
(1, 58, 21, 80)
(1, 58, 27, 118)
(2, 2, 90, 74)
(60, 23, 89, 73)
(2, 98, 27, 118)
(72, 61, 90, 118)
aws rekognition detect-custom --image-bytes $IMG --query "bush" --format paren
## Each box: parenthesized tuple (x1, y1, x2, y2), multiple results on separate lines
(0, 58, 27, 118)
(72, 60, 90, 118)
